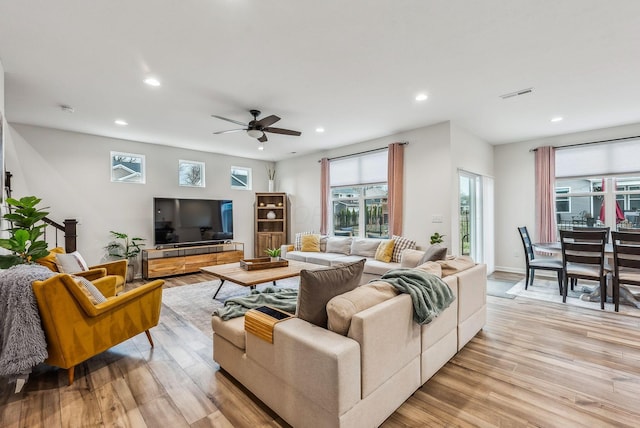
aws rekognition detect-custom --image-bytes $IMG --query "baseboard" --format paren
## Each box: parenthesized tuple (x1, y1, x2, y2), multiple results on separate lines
(493, 266, 556, 279)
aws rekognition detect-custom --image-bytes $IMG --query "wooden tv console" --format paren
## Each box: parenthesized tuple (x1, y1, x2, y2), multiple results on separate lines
(142, 242, 244, 279)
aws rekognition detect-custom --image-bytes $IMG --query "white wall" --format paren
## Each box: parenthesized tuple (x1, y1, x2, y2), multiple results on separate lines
(277, 121, 493, 251)
(6, 124, 274, 266)
(494, 121, 640, 273)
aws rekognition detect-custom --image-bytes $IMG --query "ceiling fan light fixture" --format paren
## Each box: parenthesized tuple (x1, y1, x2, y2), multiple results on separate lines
(247, 129, 263, 139)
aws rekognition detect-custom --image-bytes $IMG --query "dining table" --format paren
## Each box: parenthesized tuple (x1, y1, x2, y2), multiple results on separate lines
(533, 242, 640, 308)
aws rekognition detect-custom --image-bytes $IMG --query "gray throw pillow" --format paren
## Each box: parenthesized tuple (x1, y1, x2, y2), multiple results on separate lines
(418, 245, 448, 265)
(296, 259, 365, 328)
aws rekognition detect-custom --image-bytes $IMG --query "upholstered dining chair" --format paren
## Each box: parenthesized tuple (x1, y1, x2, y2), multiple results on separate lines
(32, 273, 164, 384)
(559, 229, 610, 309)
(517, 226, 563, 293)
(611, 231, 640, 312)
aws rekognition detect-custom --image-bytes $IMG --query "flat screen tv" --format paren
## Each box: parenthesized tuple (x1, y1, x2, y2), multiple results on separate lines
(153, 198, 233, 247)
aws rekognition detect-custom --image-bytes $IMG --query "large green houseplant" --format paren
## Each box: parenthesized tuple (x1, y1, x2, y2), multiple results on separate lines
(0, 196, 50, 269)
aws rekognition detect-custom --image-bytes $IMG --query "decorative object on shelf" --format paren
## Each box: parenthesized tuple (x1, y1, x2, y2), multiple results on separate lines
(105, 231, 145, 282)
(259, 202, 265, 207)
(267, 166, 276, 192)
(0, 196, 50, 268)
(266, 203, 276, 208)
(277, 202, 283, 207)
(267, 211, 276, 219)
(264, 247, 281, 262)
(430, 232, 446, 245)
(178, 160, 205, 187)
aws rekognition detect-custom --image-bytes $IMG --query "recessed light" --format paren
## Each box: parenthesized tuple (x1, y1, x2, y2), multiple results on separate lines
(315, 127, 325, 133)
(144, 77, 161, 87)
(551, 117, 563, 122)
(114, 119, 128, 126)
(258, 145, 264, 151)
(415, 93, 428, 101)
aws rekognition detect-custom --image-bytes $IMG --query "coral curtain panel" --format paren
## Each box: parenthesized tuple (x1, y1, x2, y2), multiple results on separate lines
(388, 143, 404, 236)
(320, 158, 330, 235)
(535, 146, 557, 242)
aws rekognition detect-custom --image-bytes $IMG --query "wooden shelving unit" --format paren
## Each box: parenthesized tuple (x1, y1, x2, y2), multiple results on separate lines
(255, 192, 288, 258)
(142, 242, 244, 279)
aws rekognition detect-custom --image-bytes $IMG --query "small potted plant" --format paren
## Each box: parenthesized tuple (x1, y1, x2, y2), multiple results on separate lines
(105, 231, 145, 281)
(264, 247, 281, 262)
(430, 232, 446, 245)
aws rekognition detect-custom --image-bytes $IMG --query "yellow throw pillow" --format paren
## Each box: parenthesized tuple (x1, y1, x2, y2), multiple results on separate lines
(374, 239, 395, 263)
(300, 234, 321, 252)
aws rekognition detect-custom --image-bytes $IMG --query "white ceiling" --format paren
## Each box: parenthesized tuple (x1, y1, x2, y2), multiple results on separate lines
(1, 1, 639, 161)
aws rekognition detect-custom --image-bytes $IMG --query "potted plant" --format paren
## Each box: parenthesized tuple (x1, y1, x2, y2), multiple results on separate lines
(430, 232, 446, 245)
(264, 247, 281, 262)
(105, 231, 145, 281)
(0, 196, 50, 269)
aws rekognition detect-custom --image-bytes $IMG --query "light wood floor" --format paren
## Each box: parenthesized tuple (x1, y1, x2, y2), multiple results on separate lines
(3, 272, 640, 427)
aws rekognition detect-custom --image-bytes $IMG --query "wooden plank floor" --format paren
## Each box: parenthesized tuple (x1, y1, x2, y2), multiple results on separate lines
(3, 273, 640, 427)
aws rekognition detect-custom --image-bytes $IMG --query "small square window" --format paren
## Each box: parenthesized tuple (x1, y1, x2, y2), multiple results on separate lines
(179, 160, 205, 187)
(231, 166, 252, 190)
(111, 151, 145, 184)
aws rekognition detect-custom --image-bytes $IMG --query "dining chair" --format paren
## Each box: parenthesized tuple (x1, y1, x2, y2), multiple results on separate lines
(517, 226, 563, 294)
(611, 231, 640, 312)
(567, 226, 610, 290)
(559, 229, 610, 309)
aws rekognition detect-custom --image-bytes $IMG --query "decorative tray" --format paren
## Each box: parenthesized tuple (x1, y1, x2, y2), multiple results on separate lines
(240, 257, 289, 271)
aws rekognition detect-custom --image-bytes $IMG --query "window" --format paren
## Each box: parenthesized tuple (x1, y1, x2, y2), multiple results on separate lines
(230, 166, 251, 190)
(111, 151, 145, 184)
(555, 187, 571, 213)
(179, 160, 205, 187)
(329, 150, 388, 238)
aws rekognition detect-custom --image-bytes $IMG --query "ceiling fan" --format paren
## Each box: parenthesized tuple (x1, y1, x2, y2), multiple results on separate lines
(212, 109, 302, 143)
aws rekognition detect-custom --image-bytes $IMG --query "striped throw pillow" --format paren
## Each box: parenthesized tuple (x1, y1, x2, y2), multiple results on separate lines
(294, 231, 314, 251)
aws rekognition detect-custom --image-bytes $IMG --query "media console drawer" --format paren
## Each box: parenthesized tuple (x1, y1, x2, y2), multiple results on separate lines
(142, 243, 244, 279)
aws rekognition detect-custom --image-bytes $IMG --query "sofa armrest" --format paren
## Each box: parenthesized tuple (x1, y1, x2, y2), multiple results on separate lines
(90, 259, 128, 279)
(245, 317, 361, 416)
(280, 244, 294, 259)
(74, 268, 108, 282)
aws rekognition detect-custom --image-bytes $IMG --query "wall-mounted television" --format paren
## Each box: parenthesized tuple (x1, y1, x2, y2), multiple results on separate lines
(153, 198, 233, 248)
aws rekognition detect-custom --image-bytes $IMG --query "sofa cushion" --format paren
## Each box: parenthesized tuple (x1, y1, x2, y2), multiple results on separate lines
(330, 255, 366, 267)
(327, 281, 399, 335)
(296, 259, 365, 328)
(391, 235, 416, 263)
(363, 258, 400, 275)
(55, 251, 89, 273)
(305, 252, 345, 266)
(212, 315, 246, 350)
(350, 238, 381, 258)
(301, 234, 321, 252)
(325, 237, 352, 255)
(418, 245, 448, 264)
(437, 255, 475, 276)
(285, 250, 308, 262)
(374, 240, 395, 263)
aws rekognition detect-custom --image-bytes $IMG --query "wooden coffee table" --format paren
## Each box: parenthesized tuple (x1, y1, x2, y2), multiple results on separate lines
(201, 259, 321, 299)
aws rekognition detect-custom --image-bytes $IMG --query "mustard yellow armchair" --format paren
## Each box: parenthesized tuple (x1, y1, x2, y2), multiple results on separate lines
(32, 273, 164, 385)
(36, 247, 128, 294)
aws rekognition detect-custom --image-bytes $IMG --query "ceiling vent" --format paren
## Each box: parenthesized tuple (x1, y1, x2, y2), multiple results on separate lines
(500, 87, 534, 99)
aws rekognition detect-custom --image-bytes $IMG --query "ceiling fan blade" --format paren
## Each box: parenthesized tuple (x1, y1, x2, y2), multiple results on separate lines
(213, 129, 245, 135)
(211, 115, 248, 127)
(255, 115, 281, 128)
(258, 133, 268, 143)
(263, 127, 302, 136)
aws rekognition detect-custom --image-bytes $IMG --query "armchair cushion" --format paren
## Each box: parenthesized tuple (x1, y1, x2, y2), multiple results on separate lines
(36, 247, 65, 271)
(75, 277, 107, 304)
(54, 251, 89, 273)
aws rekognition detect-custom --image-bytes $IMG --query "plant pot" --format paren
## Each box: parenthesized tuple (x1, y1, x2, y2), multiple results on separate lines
(270, 257, 280, 262)
(268, 180, 275, 192)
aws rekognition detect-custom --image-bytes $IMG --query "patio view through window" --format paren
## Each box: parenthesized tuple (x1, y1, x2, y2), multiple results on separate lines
(331, 185, 388, 238)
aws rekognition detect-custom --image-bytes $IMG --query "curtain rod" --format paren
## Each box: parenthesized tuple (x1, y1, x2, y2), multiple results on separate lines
(317, 142, 408, 162)
(530, 135, 640, 152)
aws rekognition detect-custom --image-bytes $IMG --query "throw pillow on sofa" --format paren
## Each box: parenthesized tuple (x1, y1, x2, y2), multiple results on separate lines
(300, 234, 321, 252)
(418, 244, 448, 265)
(294, 231, 314, 251)
(325, 237, 352, 255)
(374, 239, 395, 263)
(350, 238, 380, 258)
(391, 235, 416, 263)
(296, 259, 365, 328)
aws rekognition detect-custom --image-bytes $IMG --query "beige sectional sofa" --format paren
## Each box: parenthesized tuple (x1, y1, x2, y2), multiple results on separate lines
(211, 248, 487, 428)
(281, 236, 406, 283)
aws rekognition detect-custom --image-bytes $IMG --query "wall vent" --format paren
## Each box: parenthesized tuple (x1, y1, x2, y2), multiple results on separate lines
(500, 87, 534, 99)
